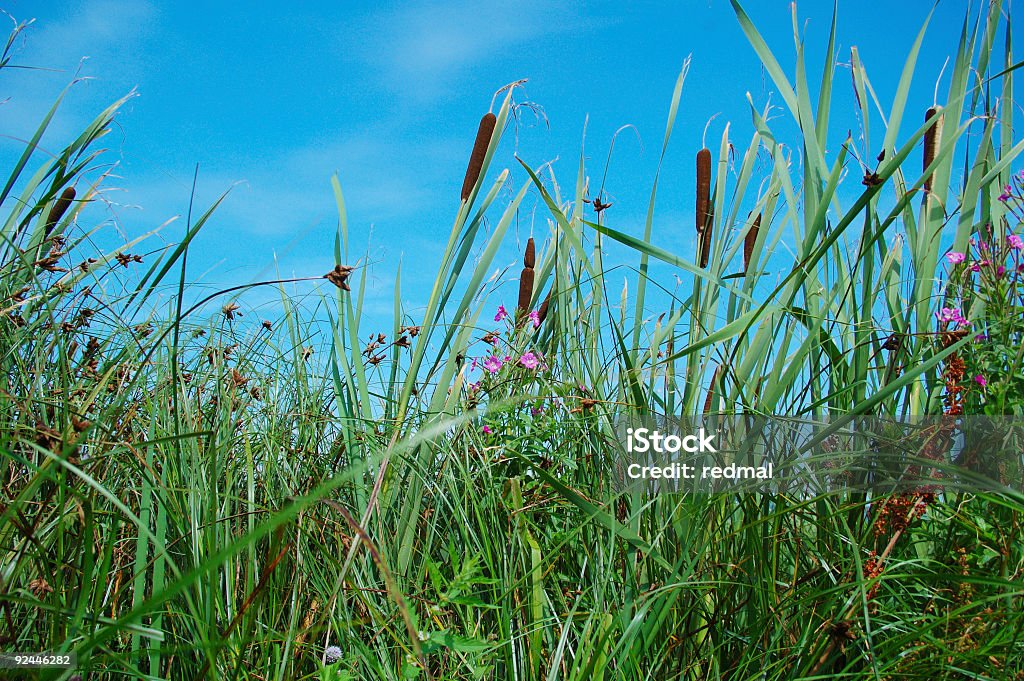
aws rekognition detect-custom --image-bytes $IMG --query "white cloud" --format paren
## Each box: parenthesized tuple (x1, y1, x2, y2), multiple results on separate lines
(351, 0, 614, 96)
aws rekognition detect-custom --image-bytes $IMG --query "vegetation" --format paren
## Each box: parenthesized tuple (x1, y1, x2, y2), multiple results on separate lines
(1, 1, 1022, 678)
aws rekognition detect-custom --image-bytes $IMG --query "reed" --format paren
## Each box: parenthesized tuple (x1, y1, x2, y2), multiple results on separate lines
(696, 148, 712, 267)
(461, 112, 497, 201)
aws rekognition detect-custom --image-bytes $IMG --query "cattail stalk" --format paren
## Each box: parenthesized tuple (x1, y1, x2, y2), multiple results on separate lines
(696, 148, 713, 268)
(702, 364, 722, 415)
(923, 107, 941, 192)
(744, 212, 761, 275)
(537, 285, 553, 324)
(516, 238, 535, 327)
(44, 186, 76, 238)
(461, 113, 497, 201)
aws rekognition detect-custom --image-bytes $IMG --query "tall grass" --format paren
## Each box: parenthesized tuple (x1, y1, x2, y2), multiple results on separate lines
(0, 2, 1022, 679)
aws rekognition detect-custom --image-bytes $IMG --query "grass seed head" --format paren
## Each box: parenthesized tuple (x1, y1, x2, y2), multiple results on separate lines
(461, 112, 497, 201)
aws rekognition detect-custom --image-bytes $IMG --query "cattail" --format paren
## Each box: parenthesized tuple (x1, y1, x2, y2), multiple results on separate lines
(743, 212, 761, 275)
(923, 107, 941, 192)
(516, 238, 535, 326)
(537, 285, 553, 324)
(702, 364, 722, 415)
(44, 186, 76, 238)
(461, 112, 497, 201)
(696, 148, 713, 267)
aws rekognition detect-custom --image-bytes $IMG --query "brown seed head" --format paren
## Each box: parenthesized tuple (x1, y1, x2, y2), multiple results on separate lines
(524, 237, 535, 268)
(923, 107, 941, 192)
(325, 265, 354, 291)
(44, 186, 76, 238)
(744, 212, 761, 275)
(537, 285, 553, 324)
(461, 112, 497, 201)
(696, 148, 713, 267)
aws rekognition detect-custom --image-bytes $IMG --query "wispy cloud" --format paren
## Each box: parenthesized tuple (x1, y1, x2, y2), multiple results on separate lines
(352, 0, 614, 97)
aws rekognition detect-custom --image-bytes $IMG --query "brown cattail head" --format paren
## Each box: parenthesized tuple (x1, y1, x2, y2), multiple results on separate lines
(696, 148, 713, 267)
(44, 186, 76, 238)
(923, 107, 940, 192)
(744, 212, 762, 275)
(517, 238, 535, 317)
(702, 364, 722, 415)
(461, 112, 497, 201)
(524, 237, 535, 268)
(537, 285, 553, 324)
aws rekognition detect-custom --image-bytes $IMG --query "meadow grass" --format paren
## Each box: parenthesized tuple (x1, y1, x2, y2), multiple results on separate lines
(1, 2, 1023, 679)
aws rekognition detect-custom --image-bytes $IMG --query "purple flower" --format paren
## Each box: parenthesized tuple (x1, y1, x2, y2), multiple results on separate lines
(482, 425, 493, 435)
(946, 251, 966, 265)
(971, 263, 981, 273)
(974, 374, 987, 388)
(483, 355, 504, 373)
(936, 307, 969, 327)
(470, 358, 478, 371)
(1009, 234, 1024, 250)
(974, 333, 988, 342)
(998, 185, 1012, 202)
(530, 406, 544, 417)
(528, 310, 541, 329)
(997, 265, 1007, 278)
(494, 305, 508, 322)
(519, 352, 539, 369)
(325, 645, 342, 664)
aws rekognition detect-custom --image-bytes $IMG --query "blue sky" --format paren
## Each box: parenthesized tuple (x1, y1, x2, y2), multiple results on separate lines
(0, 0, 985, 326)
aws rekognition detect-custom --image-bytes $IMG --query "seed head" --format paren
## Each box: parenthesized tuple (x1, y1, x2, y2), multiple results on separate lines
(461, 112, 497, 201)
(325, 265, 354, 291)
(696, 148, 713, 267)
(44, 186, 76, 238)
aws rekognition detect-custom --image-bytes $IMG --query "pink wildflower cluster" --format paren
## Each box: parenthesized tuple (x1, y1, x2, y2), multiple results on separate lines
(936, 307, 969, 327)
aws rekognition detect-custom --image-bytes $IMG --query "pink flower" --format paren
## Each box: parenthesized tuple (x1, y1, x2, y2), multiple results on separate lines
(936, 307, 969, 327)
(946, 252, 966, 265)
(1009, 234, 1024, 250)
(971, 263, 982, 273)
(528, 310, 541, 329)
(998, 185, 1012, 202)
(494, 305, 508, 322)
(483, 355, 504, 373)
(470, 358, 478, 371)
(974, 374, 987, 388)
(997, 265, 1007, 278)
(482, 425, 493, 435)
(519, 352, 539, 369)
